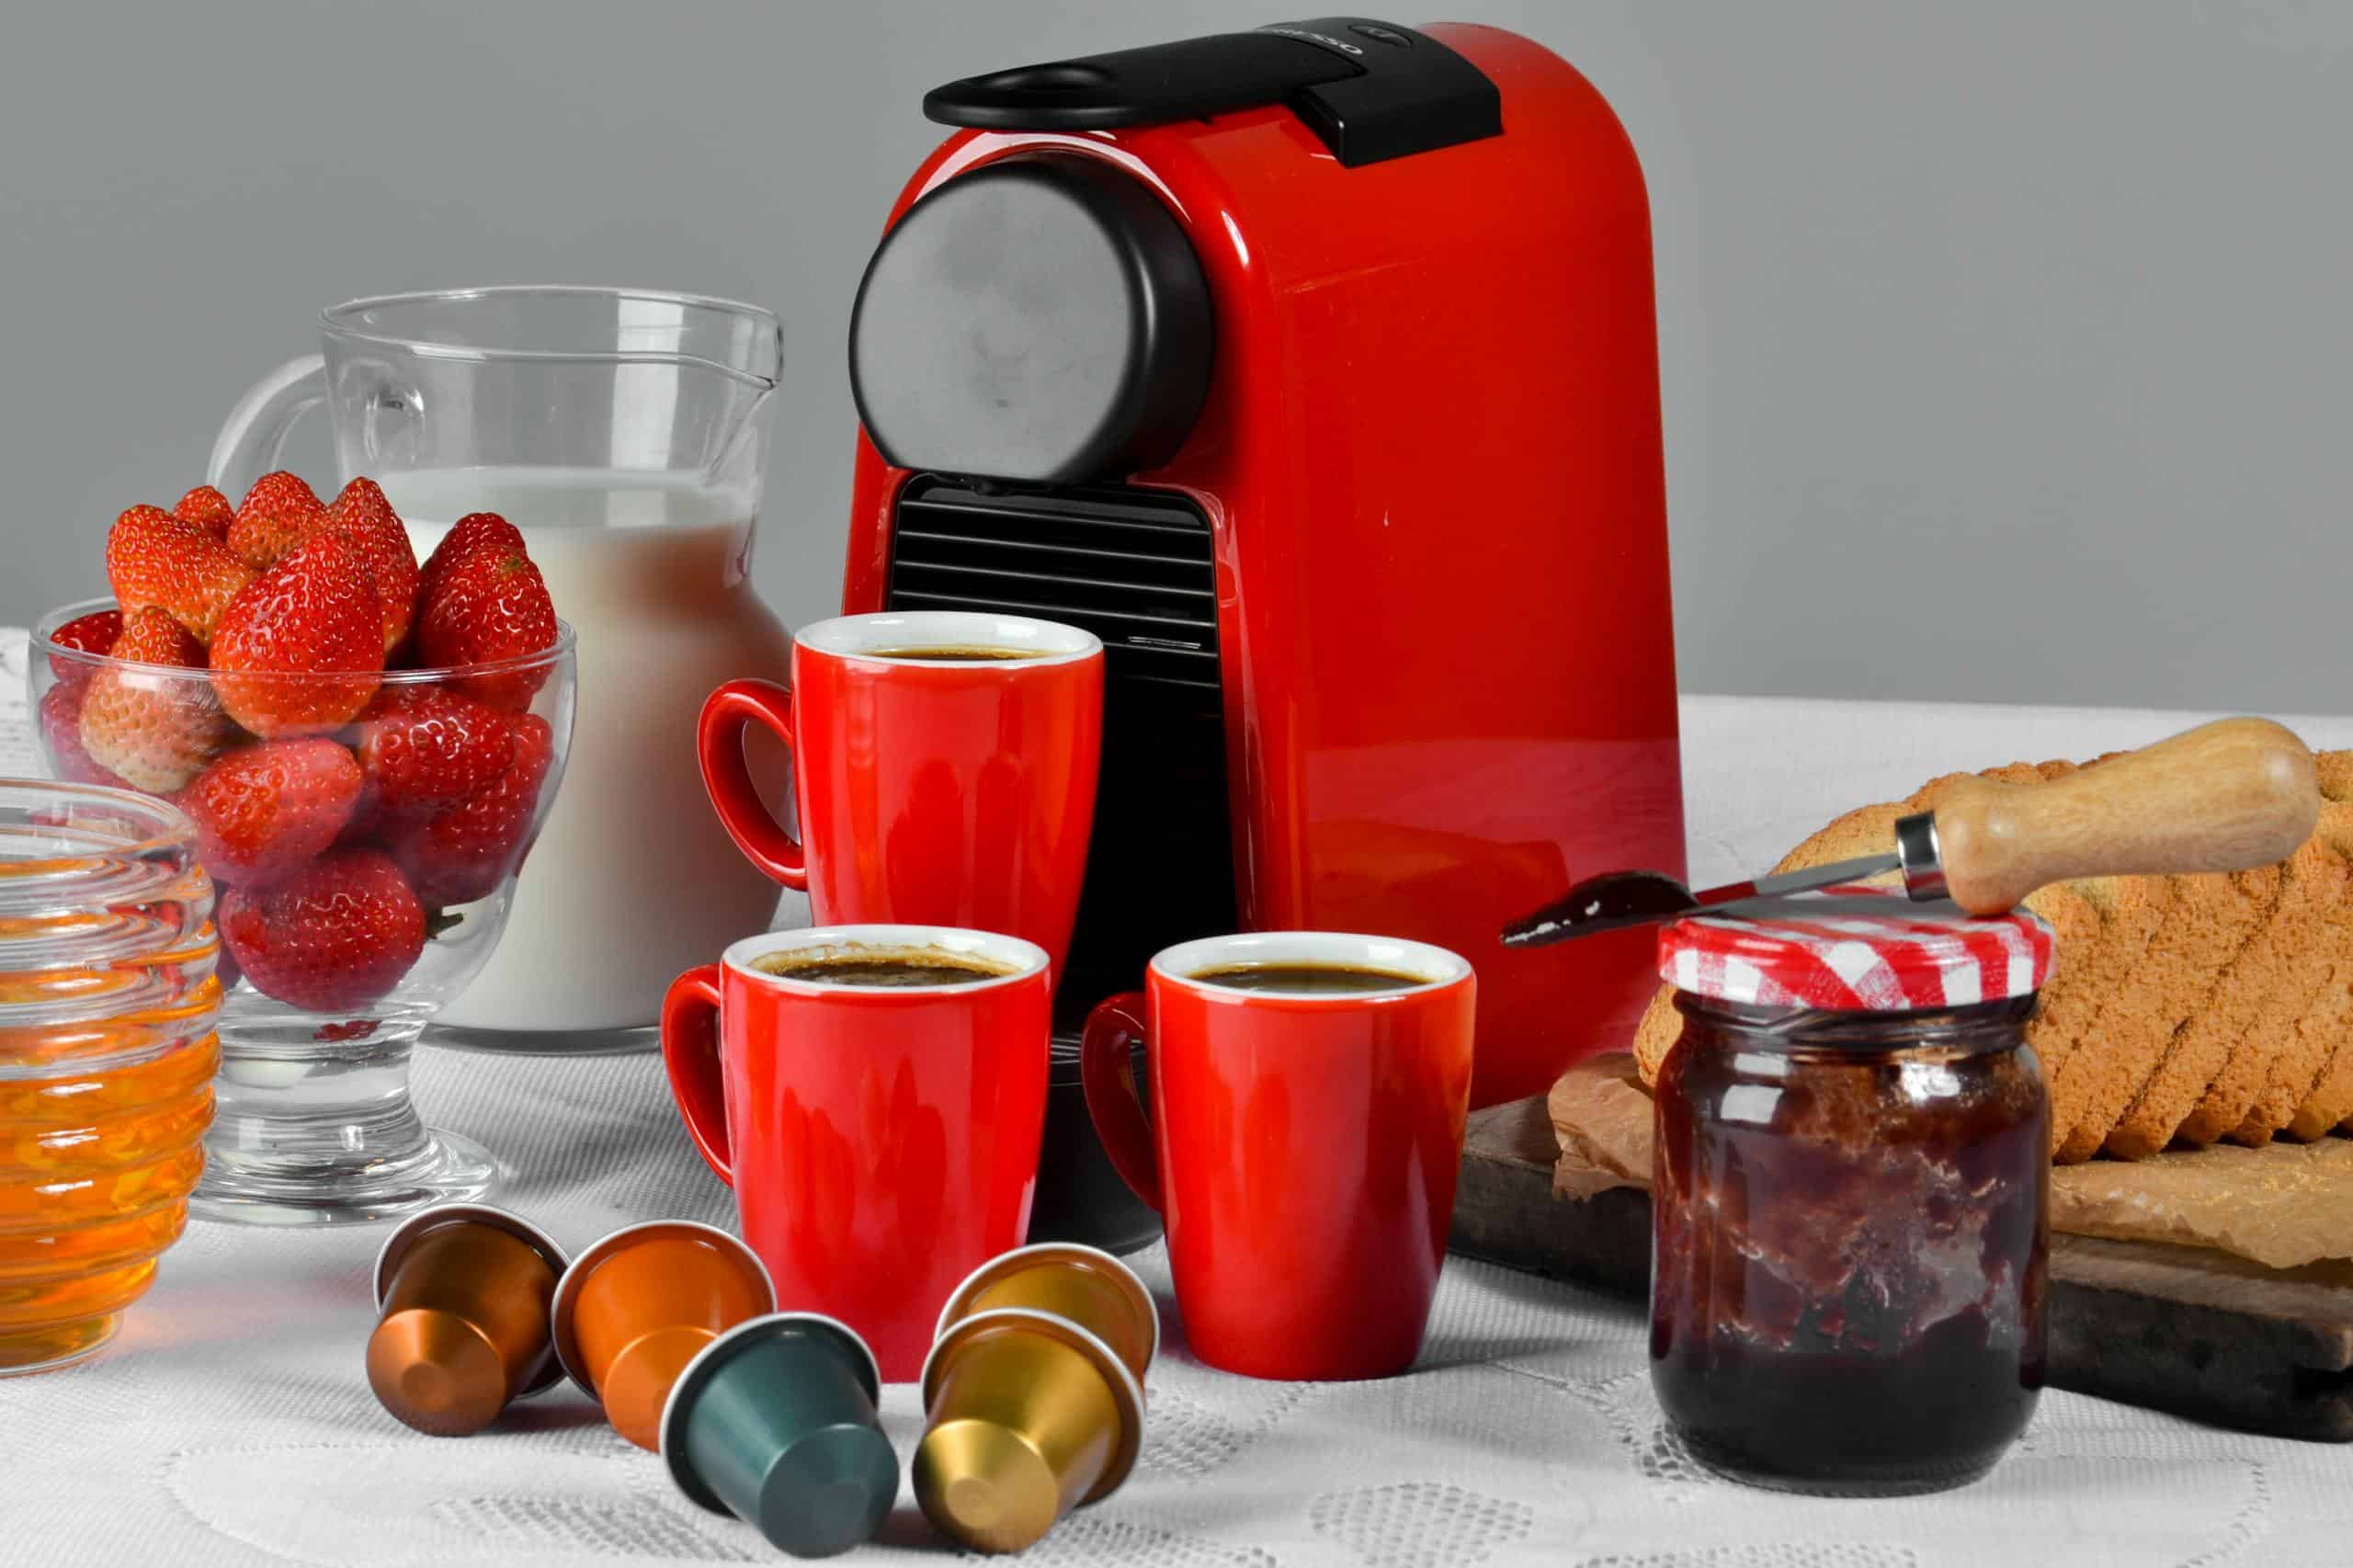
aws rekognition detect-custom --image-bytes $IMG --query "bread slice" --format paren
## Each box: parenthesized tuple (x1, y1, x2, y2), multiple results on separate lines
(1630, 982, 1681, 1088)
(1917, 761, 2106, 1124)
(2280, 914, 2353, 1141)
(2028, 876, 2149, 1147)
(2006, 756, 2161, 1145)
(2233, 955, 2352, 1145)
(2107, 840, 2333, 1154)
(2195, 830, 2353, 1145)
(1918, 766, 2112, 1137)
(2268, 766, 2353, 1143)
(2052, 865, 2280, 1163)
(2285, 1015, 2353, 1142)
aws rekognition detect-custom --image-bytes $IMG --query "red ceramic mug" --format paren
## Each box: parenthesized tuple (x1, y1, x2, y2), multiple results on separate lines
(699, 611, 1104, 985)
(662, 925, 1052, 1381)
(1081, 932, 1476, 1381)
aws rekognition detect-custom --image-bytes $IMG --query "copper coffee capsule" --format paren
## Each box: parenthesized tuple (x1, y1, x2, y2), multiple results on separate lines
(366, 1204, 570, 1437)
(935, 1241, 1159, 1381)
(914, 1307, 1144, 1554)
(551, 1220, 775, 1451)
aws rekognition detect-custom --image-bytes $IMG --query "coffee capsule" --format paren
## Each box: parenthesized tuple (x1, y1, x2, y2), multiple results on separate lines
(551, 1219, 775, 1451)
(935, 1241, 1159, 1381)
(661, 1312, 899, 1559)
(366, 1204, 569, 1437)
(914, 1307, 1144, 1554)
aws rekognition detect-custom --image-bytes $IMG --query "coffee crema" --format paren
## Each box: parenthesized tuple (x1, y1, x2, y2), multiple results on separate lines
(1186, 963, 1430, 994)
(860, 644, 1047, 663)
(752, 947, 1017, 987)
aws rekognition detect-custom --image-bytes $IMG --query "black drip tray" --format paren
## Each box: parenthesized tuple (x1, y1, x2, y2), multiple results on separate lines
(1029, 1026, 1161, 1256)
(883, 473, 1216, 1260)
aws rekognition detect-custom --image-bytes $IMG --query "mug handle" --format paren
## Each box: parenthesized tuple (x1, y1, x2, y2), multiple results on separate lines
(1079, 991, 1163, 1212)
(208, 355, 327, 497)
(661, 964, 734, 1187)
(698, 679, 807, 890)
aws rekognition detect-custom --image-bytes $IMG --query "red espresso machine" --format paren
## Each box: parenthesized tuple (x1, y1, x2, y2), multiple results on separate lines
(843, 17, 1685, 1111)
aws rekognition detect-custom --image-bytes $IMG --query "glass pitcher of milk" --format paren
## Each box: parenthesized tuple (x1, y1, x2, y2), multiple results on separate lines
(210, 287, 792, 1050)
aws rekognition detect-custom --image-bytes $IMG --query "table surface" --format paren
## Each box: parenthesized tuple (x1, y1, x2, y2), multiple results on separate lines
(7, 634, 2353, 1567)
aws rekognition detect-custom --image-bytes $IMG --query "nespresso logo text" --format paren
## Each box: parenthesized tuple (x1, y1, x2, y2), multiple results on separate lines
(1262, 26, 1364, 55)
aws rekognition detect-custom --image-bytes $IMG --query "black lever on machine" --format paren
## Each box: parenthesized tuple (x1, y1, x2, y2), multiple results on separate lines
(922, 18, 1501, 168)
(924, 32, 1358, 130)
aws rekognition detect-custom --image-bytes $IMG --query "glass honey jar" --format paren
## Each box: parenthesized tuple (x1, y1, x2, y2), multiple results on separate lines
(1649, 885, 2054, 1495)
(0, 780, 219, 1375)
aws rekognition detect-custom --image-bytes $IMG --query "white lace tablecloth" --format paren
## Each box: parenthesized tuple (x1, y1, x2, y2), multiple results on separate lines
(7, 630, 2353, 1566)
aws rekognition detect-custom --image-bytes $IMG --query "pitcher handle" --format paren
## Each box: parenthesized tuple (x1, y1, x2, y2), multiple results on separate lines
(209, 355, 327, 496)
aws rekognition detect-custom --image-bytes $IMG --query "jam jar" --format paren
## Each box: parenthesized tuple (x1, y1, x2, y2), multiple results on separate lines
(1649, 885, 2054, 1495)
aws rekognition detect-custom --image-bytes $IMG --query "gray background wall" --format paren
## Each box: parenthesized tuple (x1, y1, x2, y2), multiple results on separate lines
(2, 1, 2344, 710)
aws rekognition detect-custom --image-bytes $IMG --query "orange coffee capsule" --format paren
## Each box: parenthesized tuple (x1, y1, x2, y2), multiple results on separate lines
(366, 1204, 569, 1437)
(934, 1242, 1158, 1381)
(551, 1220, 775, 1451)
(913, 1307, 1143, 1554)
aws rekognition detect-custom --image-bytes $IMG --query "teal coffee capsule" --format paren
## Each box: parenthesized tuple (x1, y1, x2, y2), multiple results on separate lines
(660, 1312, 899, 1559)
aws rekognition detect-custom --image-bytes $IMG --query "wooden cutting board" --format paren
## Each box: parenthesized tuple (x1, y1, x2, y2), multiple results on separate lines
(1448, 1094, 2353, 1441)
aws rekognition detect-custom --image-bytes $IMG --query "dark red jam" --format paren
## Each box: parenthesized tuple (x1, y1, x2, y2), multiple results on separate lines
(1650, 993, 2049, 1495)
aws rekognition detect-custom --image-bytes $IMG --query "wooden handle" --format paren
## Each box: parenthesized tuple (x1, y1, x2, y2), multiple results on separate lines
(1937, 717, 2320, 914)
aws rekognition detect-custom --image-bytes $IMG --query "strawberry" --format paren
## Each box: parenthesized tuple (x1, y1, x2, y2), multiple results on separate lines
(45, 608, 124, 691)
(414, 543, 558, 710)
(180, 737, 364, 887)
(76, 607, 231, 793)
(106, 504, 255, 644)
(418, 511, 527, 601)
(173, 484, 236, 545)
(390, 712, 553, 905)
(228, 471, 328, 572)
(218, 848, 425, 1012)
(352, 685, 517, 816)
(210, 529, 385, 737)
(38, 683, 132, 789)
(331, 791, 396, 853)
(50, 607, 123, 657)
(324, 478, 421, 654)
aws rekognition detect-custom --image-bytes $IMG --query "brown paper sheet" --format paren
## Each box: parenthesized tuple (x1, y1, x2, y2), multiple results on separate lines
(1549, 1052, 2353, 1270)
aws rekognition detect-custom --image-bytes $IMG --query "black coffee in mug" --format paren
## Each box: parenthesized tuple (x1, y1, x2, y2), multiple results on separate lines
(865, 645, 1048, 662)
(1188, 963, 1428, 994)
(754, 947, 1016, 987)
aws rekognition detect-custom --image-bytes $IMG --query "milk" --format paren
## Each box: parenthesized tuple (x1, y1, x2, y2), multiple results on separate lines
(385, 468, 794, 1038)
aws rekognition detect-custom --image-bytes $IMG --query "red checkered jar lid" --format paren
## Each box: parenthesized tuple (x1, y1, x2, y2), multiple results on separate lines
(1657, 883, 2056, 1011)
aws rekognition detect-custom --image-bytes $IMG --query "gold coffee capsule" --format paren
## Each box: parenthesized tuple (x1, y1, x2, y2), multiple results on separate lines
(914, 1307, 1144, 1554)
(366, 1204, 569, 1437)
(551, 1220, 775, 1451)
(935, 1242, 1158, 1381)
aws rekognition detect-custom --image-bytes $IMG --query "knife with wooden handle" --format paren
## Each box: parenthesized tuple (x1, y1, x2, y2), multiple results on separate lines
(1501, 716, 2321, 948)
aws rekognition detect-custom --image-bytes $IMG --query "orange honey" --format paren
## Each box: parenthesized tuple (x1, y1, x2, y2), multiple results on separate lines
(0, 783, 219, 1375)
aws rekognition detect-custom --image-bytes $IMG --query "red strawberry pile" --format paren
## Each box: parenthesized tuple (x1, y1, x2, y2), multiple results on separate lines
(40, 474, 564, 1015)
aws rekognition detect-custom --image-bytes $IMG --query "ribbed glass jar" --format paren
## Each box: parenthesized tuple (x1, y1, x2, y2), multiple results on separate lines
(0, 780, 219, 1375)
